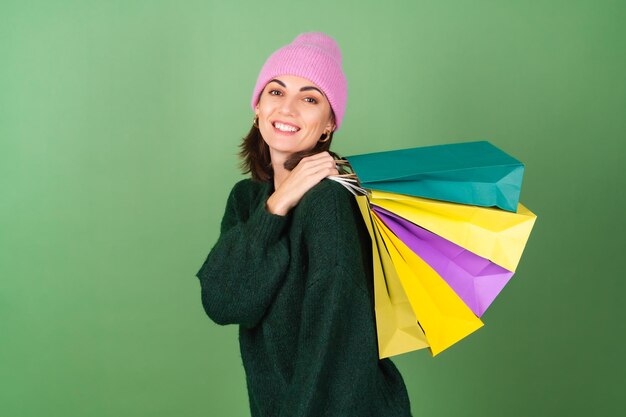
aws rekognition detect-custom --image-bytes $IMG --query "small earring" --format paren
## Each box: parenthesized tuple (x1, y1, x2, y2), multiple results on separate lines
(318, 131, 331, 143)
(253, 116, 259, 128)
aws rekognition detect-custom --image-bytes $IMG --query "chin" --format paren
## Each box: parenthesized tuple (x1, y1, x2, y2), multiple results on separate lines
(265, 137, 301, 150)
(272, 145, 304, 155)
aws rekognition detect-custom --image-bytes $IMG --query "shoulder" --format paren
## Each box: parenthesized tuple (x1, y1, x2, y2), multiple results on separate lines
(298, 178, 362, 240)
(222, 178, 269, 223)
(230, 177, 262, 194)
(299, 180, 372, 293)
(228, 178, 267, 204)
(299, 178, 355, 215)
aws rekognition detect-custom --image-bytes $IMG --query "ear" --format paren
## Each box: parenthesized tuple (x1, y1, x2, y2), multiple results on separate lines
(325, 119, 336, 133)
(325, 110, 336, 132)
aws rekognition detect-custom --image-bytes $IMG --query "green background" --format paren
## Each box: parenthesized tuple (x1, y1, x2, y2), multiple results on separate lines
(1, 0, 624, 416)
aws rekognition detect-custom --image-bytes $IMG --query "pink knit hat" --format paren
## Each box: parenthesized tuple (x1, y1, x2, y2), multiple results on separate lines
(250, 32, 348, 131)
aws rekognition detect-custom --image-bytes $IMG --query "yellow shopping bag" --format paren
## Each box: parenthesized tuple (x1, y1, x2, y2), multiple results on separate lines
(369, 190, 537, 272)
(356, 196, 429, 359)
(371, 211, 484, 356)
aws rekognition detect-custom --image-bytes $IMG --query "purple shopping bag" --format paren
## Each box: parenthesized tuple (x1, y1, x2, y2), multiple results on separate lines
(371, 205, 514, 317)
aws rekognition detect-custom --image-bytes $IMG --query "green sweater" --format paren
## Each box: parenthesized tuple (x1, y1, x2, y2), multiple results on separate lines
(196, 177, 412, 417)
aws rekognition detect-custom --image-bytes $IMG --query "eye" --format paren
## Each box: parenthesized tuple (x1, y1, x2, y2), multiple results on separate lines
(268, 89, 282, 96)
(304, 97, 318, 104)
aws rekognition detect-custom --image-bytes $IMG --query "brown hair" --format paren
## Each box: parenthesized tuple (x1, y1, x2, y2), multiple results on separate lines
(238, 113, 342, 182)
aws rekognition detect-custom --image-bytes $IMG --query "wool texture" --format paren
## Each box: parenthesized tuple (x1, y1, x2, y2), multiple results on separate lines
(196, 178, 413, 417)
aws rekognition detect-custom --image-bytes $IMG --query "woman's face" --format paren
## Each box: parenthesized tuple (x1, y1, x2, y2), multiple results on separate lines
(255, 74, 335, 158)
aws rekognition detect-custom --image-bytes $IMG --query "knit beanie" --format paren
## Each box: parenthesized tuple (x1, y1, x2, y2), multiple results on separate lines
(250, 32, 348, 131)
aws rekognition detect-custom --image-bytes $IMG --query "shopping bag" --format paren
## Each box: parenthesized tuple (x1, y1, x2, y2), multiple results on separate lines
(372, 205, 514, 317)
(345, 141, 524, 212)
(369, 190, 537, 272)
(371, 211, 485, 356)
(356, 196, 429, 359)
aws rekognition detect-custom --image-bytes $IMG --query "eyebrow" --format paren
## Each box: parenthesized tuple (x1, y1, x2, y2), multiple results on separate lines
(268, 78, 324, 96)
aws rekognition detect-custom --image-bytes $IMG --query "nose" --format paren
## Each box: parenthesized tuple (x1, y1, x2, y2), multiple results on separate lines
(279, 96, 298, 116)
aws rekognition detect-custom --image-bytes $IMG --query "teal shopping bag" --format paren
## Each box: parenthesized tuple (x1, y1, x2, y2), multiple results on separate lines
(344, 141, 524, 212)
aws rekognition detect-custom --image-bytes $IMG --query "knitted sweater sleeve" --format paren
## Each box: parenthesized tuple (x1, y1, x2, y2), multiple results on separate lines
(195, 180, 291, 329)
(277, 180, 379, 417)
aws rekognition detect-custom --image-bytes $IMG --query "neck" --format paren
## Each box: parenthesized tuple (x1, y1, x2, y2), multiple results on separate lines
(269, 149, 289, 191)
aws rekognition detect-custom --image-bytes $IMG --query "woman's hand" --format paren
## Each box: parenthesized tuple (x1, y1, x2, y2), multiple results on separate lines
(266, 151, 339, 216)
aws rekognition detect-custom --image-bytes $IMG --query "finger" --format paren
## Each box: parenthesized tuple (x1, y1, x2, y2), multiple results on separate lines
(299, 153, 335, 168)
(300, 151, 332, 163)
(290, 153, 331, 174)
(299, 158, 338, 175)
(310, 167, 339, 184)
(311, 165, 340, 181)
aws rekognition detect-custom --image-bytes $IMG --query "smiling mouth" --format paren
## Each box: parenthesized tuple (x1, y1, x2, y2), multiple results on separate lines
(272, 121, 301, 133)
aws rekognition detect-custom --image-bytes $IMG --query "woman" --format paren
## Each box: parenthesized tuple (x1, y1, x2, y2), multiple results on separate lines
(195, 32, 413, 417)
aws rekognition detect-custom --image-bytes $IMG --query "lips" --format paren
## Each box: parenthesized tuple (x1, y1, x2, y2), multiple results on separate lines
(272, 120, 301, 131)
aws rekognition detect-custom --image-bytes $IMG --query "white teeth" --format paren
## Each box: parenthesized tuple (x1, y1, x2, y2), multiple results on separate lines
(274, 122, 299, 132)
